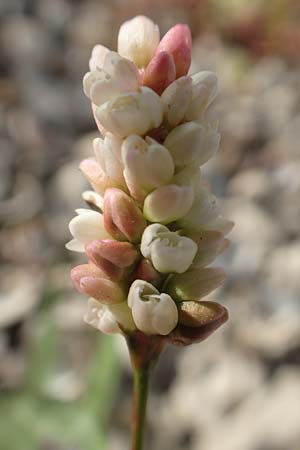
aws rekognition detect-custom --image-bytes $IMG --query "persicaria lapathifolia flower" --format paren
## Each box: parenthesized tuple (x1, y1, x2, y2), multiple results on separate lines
(67, 15, 233, 345)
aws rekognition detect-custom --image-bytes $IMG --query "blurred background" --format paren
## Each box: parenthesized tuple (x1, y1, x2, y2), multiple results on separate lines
(1, 0, 300, 449)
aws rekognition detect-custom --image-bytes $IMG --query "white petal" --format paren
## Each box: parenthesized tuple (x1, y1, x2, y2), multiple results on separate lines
(150, 234, 197, 274)
(89, 45, 110, 71)
(96, 88, 163, 138)
(69, 210, 111, 244)
(140, 223, 169, 259)
(118, 16, 160, 67)
(164, 122, 205, 167)
(127, 280, 178, 335)
(122, 135, 174, 200)
(65, 239, 85, 253)
(161, 76, 193, 126)
(185, 71, 218, 121)
(143, 184, 194, 224)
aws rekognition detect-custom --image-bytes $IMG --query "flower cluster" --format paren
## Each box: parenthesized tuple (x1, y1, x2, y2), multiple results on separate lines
(67, 16, 232, 344)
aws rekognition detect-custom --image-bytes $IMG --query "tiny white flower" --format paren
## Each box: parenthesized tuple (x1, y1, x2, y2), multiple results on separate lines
(96, 87, 163, 138)
(164, 121, 220, 168)
(143, 184, 194, 224)
(89, 44, 110, 71)
(84, 298, 135, 334)
(141, 224, 197, 273)
(122, 135, 174, 200)
(161, 76, 193, 127)
(84, 52, 140, 107)
(118, 16, 160, 68)
(65, 209, 111, 252)
(185, 71, 218, 121)
(128, 280, 178, 335)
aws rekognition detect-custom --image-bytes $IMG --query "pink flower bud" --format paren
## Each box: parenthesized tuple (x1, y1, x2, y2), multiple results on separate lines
(131, 259, 162, 286)
(156, 24, 192, 78)
(71, 264, 104, 292)
(79, 158, 110, 195)
(143, 51, 176, 95)
(86, 239, 139, 268)
(71, 264, 125, 304)
(79, 277, 125, 304)
(104, 188, 147, 243)
(85, 245, 123, 281)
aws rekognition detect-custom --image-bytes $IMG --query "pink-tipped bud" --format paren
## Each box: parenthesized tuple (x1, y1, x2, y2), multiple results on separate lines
(79, 277, 125, 304)
(143, 51, 176, 95)
(156, 24, 192, 78)
(86, 239, 139, 268)
(79, 158, 109, 196)
(103, 188, 147, 243)
(71, 264, 104, 293)
(71, 264, 125, 304)
(131, 259, 162, 287)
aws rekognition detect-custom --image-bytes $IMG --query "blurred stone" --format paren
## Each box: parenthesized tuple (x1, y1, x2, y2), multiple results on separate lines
(0, 266, 44, 328)
(228, 168, 272, 200)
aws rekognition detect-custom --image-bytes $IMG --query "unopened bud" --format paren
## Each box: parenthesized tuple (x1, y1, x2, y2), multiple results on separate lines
(166, 267, 226, 301)
(122, 135, 174, 201)
(143, 184, 194, 224)
(128, 280, 178, 335)
(80, 158, 111, 195)
(86, 239, 139, 268)
(89, 44, 110, 71)
(96, 87, 163, 138)
(141, 224, 197, 274)
(71, 264, 104, 292)
(118, 16, 160, 68)
(183, 230, 228, 267)
(131, 259, 162, 287)
(93, 134, 126, 189)
(156, 24, 192, 78)
(185, 71, 218, 121)
(143, 51, 176, 95)
(104, 188, 146, 243)
(84, 52, 140, 107)
(71, 264, 125, 304)
(161, 76, 193, 127)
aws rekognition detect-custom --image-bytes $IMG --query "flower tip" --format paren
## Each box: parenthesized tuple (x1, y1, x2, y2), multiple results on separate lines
(143, 51, 176, 95)
(156, 23, 192, 78)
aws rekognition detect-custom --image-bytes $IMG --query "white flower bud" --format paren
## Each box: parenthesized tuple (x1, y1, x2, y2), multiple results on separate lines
(84, 52, 140, 107)
(185, 71, 218, 121)
(65, 209, 111, 252)
(141, 224, 197, 273)
(89, 44, 110, 71)
(161, 76, 193, 127)
(164, 121, 220, 168)
(118, 16, 160, 68)
(177, 183, 233, 234)
(143, 184, 194, 224)
(96, 87, 163, 138)
(128, 280, 178, 335)
(93, 133, 125, 187)
(122, 135, 174, 200)
(84, 298, 135, 334)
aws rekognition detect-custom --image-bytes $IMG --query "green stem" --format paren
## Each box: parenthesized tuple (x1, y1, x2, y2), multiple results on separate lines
(125, 331, 165, 450)
(131, 364, 150, 450)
